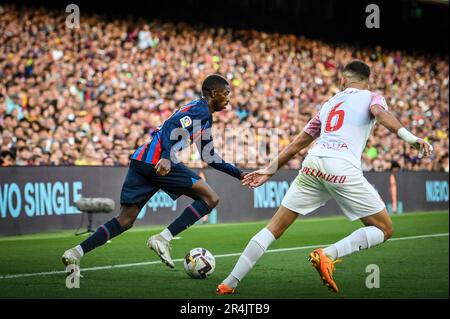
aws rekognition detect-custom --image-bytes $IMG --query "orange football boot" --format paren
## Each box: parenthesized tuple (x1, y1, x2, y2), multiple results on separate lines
(309, 248, 342, 293)
(216, 283, 235, 295)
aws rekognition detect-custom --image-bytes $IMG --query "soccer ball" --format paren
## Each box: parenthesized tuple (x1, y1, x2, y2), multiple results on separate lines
(183, 248, 216, 279)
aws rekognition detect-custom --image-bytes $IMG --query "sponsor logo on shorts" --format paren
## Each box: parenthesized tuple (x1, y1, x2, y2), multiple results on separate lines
(300, 167, 347, 184)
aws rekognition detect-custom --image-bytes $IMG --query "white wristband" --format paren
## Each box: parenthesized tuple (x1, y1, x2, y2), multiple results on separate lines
(397, 127, 419, 144)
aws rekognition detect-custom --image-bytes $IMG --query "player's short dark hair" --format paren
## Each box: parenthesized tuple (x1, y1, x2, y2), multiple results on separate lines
(201, 74, 229, 96)
(343, 60, 371, 80)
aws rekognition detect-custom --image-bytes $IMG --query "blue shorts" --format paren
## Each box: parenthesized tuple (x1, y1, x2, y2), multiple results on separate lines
(120, 159, 201, 209)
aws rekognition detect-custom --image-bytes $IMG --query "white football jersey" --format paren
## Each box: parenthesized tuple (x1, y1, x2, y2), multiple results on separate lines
(304, 87, 388, 169)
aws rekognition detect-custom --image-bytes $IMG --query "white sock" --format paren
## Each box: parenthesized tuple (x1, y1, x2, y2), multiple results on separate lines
(223, 228, 276, 289)
(323, 245, 338, 260)
(324, 226, 385, 260)
(75, 245, 84, 257)
(160, 228, 173, 242)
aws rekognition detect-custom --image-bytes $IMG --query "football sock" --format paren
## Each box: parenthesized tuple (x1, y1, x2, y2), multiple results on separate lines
(75, 245, 84, 257)
(80, 218, 124, 254)
(160, 228, 174, 242)
(324, 226, 385, 260)
(323, 245, 338, 260)
(167, 199, 211, 237)
(224, 227, 276, 289)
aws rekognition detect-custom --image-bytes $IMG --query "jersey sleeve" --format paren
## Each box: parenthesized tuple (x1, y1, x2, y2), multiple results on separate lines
(196, 129, 243, 179)
(369, 92, 389, 113)
(303, 113, 321, 139)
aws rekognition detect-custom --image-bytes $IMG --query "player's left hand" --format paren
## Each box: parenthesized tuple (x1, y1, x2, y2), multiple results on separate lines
(241, 168, 274, 188)
(239, 172, 249, 181)
(412, 139, 434, 157)
(155, 158, 171, 176)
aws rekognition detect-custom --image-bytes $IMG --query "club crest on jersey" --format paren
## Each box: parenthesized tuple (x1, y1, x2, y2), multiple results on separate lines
(180, 116, 192, 128)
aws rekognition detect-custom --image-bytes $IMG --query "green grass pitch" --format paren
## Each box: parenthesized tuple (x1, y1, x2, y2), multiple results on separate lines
(0, 211, 448, 299)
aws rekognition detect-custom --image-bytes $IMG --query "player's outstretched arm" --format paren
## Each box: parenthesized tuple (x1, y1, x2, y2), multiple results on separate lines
(370, 104, 433, 157)
(242, 131, 314, 188)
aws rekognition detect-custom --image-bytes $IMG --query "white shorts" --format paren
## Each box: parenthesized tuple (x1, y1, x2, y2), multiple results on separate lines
(281, 155, 386, 221)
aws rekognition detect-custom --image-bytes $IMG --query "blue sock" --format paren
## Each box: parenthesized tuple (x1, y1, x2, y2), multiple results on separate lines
(80, 218, 124, 254)
(167, 200, 212, 236)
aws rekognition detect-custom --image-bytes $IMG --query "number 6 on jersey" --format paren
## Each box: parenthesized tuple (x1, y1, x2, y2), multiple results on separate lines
(325, 101, 345, 132)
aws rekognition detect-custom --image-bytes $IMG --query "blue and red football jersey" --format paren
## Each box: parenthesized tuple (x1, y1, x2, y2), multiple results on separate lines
(131, 98, 242, 179)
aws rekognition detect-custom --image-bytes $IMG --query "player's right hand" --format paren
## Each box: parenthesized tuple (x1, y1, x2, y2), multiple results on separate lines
(242, 168, 274, 188)
(155, 158, 171, 176)
(412, 139, 434, 157)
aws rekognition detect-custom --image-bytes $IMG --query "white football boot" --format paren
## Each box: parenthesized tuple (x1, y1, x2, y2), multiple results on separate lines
(61, 247, 82, 267)
(148, 235, 175, 268)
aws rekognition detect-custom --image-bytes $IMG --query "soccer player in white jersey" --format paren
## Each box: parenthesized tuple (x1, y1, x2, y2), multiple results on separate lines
(216, 60, 434, 295)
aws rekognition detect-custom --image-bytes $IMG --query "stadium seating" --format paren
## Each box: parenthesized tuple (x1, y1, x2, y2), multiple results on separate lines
(0, 4, 448, 172)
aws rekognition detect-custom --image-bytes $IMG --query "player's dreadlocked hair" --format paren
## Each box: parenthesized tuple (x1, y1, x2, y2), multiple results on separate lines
(201, 74, 229, 96)
(343, 60, 371, 81)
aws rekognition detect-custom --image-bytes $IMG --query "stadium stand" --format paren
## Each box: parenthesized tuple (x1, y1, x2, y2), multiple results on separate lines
(0, 4, 448, 171)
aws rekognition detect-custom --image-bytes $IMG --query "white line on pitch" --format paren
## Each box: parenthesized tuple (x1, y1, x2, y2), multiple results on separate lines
(0, 232, 448, 280)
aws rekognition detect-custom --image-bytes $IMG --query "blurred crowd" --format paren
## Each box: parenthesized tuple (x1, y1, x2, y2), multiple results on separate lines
(0, 4, 448, 172)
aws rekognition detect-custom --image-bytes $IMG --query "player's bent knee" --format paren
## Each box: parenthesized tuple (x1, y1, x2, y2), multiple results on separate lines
(117, 206, 139, 231)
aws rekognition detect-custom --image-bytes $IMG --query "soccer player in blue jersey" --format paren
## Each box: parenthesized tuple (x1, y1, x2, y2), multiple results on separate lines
(62, 74, 246, 268)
